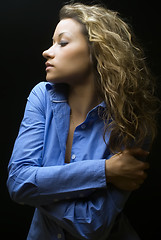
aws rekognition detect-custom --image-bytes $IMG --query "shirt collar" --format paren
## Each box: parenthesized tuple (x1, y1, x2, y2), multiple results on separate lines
(46, 82, 106, 109)
(98, 101, 106, 109)
(46, 82, 68, 103)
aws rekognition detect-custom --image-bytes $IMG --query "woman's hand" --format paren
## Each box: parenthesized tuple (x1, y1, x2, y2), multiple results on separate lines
(105, 148, 150, 191)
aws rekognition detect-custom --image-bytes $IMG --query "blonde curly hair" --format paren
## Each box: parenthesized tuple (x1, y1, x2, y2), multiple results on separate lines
(59, 2, 159, 153)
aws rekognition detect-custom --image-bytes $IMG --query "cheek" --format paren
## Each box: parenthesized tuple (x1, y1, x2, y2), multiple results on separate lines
(61, 49, 91, 73)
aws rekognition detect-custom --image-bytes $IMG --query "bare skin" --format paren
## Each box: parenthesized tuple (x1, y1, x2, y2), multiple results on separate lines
(106, 148, 149, 190)
(65, 75, 99, 163)
(43, 18, 150, 191)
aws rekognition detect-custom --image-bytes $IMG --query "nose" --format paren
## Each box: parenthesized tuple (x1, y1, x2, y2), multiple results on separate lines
(42, 45, 55, 60)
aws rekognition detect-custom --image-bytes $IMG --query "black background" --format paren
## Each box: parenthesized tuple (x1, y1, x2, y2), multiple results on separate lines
(1, 0, 161, 239)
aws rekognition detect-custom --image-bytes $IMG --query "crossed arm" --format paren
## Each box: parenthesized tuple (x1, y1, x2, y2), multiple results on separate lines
(7, 84, 149, 239)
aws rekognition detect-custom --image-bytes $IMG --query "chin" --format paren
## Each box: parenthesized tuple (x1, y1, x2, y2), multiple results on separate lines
(46, 73, 79, 85)
(46, 76, 66, 84)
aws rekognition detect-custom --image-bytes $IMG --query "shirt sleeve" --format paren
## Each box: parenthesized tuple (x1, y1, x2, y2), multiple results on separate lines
(38, 187, 130, 240)
(7, 83, 107, 206)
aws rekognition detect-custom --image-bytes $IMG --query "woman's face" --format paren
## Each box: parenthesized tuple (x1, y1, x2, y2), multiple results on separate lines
(43, 18, 92, 85)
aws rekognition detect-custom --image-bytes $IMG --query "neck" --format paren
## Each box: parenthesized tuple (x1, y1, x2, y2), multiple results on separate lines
(68, 73, 100, 120)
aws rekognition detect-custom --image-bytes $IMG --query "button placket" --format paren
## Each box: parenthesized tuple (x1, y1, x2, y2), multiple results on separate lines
(71, 154, 76, 160)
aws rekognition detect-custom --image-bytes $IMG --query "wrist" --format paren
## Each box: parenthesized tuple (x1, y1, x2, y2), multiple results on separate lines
(105, 159, 115, 183)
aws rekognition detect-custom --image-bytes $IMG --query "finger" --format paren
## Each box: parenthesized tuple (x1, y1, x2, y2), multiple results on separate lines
(139, 162, 150, 171)
(139, 179, 145, 184)
(143, 162, 150, 170)
(128, 148, 150, 157)
(142, 171, 148, 179)
(135, 178, 145, 185)
(134, 160, 150, 170)
(136, 170, 148, 180)
(130, 182, 141, 191)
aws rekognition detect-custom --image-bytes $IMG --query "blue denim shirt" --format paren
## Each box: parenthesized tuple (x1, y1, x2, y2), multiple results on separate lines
(7, 82, 140, 240)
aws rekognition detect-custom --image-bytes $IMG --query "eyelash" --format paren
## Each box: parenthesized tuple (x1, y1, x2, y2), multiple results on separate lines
(59, 41, 68, 47)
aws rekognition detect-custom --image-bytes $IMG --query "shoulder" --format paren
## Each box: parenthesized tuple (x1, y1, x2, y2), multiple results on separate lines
(30, 81, 52, 96)
(26, 81, 53, 114)
(28, 81, 53, 102)
(29, 81, 68, 103)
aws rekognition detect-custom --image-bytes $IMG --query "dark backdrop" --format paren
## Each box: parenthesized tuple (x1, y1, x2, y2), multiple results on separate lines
(1, 0, 161, 239)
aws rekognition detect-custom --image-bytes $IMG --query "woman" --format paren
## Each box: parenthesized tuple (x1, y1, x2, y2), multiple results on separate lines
(7, 3, 158, 240)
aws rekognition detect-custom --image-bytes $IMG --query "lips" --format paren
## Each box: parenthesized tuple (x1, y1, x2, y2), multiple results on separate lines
(45, 62, 54, 71)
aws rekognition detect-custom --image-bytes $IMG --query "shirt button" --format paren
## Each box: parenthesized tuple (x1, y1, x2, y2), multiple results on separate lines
(57, 233, 62, 239)
(81, 124, 86, 129)
(71, 154, 76, 160)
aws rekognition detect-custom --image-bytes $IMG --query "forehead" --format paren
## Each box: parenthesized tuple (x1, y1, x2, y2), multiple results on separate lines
(53, 18, 83, 38)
